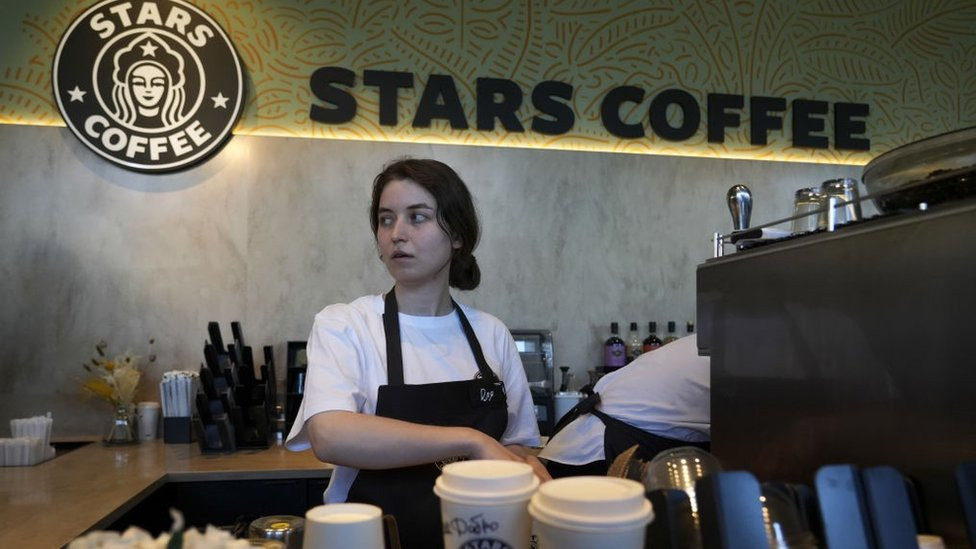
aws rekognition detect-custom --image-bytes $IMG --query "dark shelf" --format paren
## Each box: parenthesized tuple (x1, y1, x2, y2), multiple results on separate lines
(285, 341, 308, 436)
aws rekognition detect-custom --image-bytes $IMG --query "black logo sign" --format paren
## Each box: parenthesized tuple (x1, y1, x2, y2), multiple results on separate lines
(53, 0, 245, 172)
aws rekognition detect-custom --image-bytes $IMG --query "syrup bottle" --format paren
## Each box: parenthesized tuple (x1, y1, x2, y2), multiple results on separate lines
(662, 321, 679, 345)
(642, 321, 663, 353)
(627, 322, 642, 363)
(603, 322, 627, 368)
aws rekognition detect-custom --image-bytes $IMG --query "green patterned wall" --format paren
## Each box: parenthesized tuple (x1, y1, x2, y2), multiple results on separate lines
(2, 0, 975, 165)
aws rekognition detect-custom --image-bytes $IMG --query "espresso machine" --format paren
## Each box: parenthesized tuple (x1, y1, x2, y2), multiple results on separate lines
(510, 329, 555, 436)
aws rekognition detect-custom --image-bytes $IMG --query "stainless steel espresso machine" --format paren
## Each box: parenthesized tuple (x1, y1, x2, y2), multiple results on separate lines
(510, 329, 555, 436)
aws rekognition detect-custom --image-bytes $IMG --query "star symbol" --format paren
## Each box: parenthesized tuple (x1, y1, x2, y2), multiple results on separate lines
(67, 86, 86, 102)
(211, 92, 229, 109)
(139, 41, 158, 57)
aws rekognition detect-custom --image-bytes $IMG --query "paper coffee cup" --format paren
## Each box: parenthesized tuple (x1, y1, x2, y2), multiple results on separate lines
(528, 476, 653, 549)
(137, 401, 160, 441)
(303, 503, 384, 549)
(434, 459, 540, 549)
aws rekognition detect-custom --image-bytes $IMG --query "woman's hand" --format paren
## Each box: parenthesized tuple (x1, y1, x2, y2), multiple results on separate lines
(463, 429, 524, 460)
(460, 431, 552, 482)
(506, 444, 553, 483)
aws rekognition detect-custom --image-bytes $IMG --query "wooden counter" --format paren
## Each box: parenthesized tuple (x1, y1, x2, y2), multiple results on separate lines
(0, 440, 331, 548)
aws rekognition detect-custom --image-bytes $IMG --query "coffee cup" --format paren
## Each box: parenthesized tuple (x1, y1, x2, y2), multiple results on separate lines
(303, 503, 384, 549)
(434, 459, 540, 549)
(528, 476, 653, 549)
(136, 401, 160, 441)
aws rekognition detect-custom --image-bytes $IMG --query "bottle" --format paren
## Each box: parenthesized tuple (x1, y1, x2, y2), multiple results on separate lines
(662, 321, 679, 345)
(603, 322, 627, 368)
(686, 321, 696, 335)
(642, 321, 662, 353)
(627, 322, 642, 363)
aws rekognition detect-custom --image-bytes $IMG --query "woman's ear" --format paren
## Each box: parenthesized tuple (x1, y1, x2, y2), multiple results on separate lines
(452, 236, 462, 250)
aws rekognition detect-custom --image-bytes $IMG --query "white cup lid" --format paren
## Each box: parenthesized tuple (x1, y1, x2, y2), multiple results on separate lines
(529, 476, 653, 531)
(306, 503, 382, 524)
(434, 459, 539, 505)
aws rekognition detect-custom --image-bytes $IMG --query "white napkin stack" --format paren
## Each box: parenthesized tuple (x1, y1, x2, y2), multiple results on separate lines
(2, 412, 55, 466)
(160, 370, 199, 418)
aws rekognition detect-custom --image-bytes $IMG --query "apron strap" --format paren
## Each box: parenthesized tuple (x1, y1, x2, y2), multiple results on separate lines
(451, 298, 499, 383)
(382, 290, 405, 385)
(550, 389, 710, 464)
(382, 288, 499, 386)
(551, 391, 602, 436)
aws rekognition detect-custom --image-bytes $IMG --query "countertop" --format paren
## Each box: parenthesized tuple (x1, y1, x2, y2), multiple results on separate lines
(0, 440, 330, 548)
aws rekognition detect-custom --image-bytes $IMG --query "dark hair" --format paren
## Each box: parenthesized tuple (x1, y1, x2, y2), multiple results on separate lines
(370, 158, 481, 290)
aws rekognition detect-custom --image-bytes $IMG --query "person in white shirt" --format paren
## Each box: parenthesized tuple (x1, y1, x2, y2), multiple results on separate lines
(285, 158, 547, 548)
(539, 334, 710, 477)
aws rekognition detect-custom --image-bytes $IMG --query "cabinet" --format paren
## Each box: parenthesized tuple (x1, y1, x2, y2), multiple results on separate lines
(285, 340, 308, 436)
(107, 477, 330, 535)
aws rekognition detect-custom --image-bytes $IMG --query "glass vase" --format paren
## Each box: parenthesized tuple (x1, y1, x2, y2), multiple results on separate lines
(104, 403, 137, 445)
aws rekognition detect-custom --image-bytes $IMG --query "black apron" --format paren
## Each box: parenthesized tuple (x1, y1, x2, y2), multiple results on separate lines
(549, 392, 710, 475)
(346, 290, 509, 549)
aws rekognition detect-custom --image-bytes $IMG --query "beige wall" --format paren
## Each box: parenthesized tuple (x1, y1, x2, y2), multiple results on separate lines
(0, 124, 861, 437)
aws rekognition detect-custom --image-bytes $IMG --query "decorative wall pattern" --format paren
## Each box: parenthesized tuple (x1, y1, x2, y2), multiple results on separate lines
(2, 0, 975, 164)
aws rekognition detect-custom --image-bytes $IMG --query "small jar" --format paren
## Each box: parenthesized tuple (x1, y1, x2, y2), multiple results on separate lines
(820, 177, 862, 228)
(791, 187, 823, 234)
(248, 515, 305, 549)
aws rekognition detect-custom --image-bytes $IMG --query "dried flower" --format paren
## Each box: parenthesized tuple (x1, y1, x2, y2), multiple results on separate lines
(80, 338, 156, 407)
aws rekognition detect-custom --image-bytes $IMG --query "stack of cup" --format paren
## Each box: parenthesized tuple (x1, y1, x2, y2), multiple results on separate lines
(529, 476, 653, 549)
(434, 459, 540, 549)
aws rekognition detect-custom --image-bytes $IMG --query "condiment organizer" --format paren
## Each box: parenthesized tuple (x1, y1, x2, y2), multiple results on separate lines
(192, 321, 277, 453)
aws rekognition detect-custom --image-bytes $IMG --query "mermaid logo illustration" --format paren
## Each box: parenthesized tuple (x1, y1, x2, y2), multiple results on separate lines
(53, 0, 245, 173)
(111, 33, 187, 131)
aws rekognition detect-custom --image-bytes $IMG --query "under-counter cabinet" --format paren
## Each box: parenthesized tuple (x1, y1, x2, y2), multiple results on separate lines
(108, 477, 330, 535)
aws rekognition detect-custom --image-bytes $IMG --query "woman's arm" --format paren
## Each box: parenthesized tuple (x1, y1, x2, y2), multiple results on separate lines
(507, 444, 553, 482)
(306, 410, 526, 469)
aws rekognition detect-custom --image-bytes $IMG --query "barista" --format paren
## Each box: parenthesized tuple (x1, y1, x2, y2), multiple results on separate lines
(540, 334, 710, 477)
(285, 158, 548, 548)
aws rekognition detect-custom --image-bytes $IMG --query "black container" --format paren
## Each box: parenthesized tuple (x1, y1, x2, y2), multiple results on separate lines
(163, 416, 194, 443)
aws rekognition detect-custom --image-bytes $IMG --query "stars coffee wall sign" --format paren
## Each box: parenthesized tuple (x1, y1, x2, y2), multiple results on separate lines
(52, 0, 245, 173)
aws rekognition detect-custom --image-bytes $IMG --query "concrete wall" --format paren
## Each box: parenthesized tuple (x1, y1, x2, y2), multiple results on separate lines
(0, 124, 860, 437)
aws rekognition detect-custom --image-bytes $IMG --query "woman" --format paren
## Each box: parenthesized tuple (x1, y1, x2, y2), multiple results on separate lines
(286, 158, 548, 548)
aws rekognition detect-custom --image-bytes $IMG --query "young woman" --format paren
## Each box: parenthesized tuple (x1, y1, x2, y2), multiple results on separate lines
(286, 158, 548, 548)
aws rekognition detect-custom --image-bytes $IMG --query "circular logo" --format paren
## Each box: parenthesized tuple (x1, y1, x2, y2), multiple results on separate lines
(53, 0, 245, 172)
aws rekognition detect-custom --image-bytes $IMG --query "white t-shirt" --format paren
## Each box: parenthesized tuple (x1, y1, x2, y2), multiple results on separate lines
(286, 294, 541, 502)
(539, 334, 710, 465)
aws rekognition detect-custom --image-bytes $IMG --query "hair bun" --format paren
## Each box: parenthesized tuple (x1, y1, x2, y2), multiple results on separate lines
(449, 252, 480, 290)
